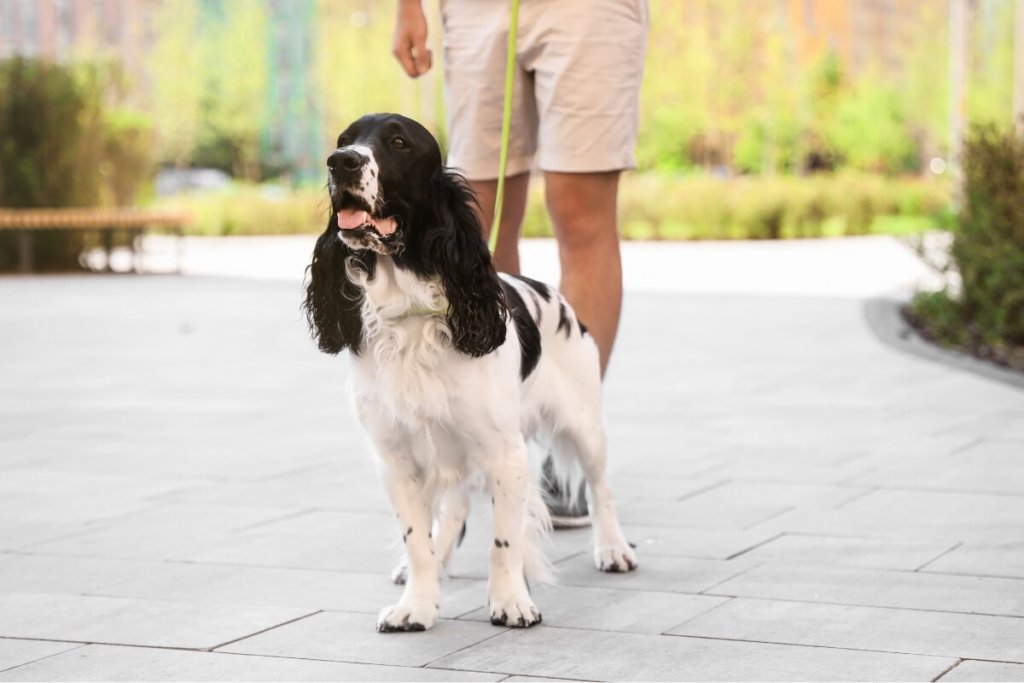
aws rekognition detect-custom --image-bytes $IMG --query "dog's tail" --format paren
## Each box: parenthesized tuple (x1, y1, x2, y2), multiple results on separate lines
(522, 481, 554, 584)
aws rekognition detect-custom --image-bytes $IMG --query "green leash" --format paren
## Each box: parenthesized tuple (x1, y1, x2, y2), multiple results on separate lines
(488, 0, 520, 255)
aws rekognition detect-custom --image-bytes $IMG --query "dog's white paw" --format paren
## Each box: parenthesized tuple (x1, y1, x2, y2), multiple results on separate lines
(376, 598, 439, 632)
(489, 591, 542, 628)
(594, 542, 638, 573)
(390, 562, 408, 585)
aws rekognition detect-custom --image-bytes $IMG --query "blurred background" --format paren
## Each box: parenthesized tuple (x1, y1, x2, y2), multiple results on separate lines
(0, 0, 1020, 251)
(0, 1, 1019, 358)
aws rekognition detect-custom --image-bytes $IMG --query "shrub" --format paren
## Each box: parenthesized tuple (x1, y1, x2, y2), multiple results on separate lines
(907, 121, 1024, 364)
(0, 58, 154, 272)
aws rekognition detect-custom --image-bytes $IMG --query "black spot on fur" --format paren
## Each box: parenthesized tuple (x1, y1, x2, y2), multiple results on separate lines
(457, 521, 467, 547)
(503, 540, 510, 548)
(407, 526, 413, 536)
(511, 274, 552, 302)
(578, 318, 589, 336)
(494, 538, 502, 548)
(557, 300, 572, 338)
(501, 281, 541, 381)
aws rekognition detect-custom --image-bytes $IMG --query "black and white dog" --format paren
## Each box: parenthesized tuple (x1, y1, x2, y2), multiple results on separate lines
(304, 113, 636, 633)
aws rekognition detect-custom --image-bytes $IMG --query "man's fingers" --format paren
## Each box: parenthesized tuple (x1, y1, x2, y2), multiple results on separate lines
(393, 38, 419, 78)
(412, 44, 433, 76)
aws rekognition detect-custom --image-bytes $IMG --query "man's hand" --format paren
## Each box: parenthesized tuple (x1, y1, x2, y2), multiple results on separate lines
(393, 0, 432, 78)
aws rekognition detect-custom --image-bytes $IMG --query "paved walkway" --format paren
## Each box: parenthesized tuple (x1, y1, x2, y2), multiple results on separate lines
(1, 236, 1022, 681)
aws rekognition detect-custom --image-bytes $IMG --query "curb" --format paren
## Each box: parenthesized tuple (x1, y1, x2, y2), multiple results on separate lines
(864, 294, 1024, 391)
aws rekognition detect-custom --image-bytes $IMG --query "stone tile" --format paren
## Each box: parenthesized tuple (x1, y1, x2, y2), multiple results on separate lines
(180, 510, 400, 572)
(848, 438, 1024, 495)
(736, 533, 956, 571)
(553, 552, 751, 594)
(22, 503, 299, 561)
(459, 585, 728, 635)
(0, 553, 171, 595)
(778, 489, 1024, 542)
(429, 626, 955, 681)
(0, 640, 81, 674)
(618, 482, 868, 531)
(97, 562, 486, 620)
(940, 660, 1024, 681)
(222, 611, 497, 668)
(671, 597, 1024, 662)
(0, 593, 315, 650)
(0, 644, 503, 682)
(156, 464, 390, 514)
(624, 525, 777, 560)
(709, 563, 1024, 617)
(924, 542, 1024, 579)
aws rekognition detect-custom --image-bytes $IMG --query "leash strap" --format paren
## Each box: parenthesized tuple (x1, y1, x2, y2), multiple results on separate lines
(488, 0, 520, 255)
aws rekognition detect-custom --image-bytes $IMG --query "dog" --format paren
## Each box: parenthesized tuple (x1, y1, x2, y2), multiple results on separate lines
(304, 113, 637, 632)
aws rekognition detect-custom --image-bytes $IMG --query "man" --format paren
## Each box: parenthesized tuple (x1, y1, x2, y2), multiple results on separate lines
(393, 0, 648, 526)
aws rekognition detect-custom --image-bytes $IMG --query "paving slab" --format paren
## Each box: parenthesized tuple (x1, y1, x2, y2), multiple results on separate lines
(923, 541, 1024, 579)
(458, 585, 728, 635)
(708, 563, 1024, 616)
(773, 489, 1024, 542)
(939, 660, 1024, 682)
(0, 553, 172, 595)
(94, 562, 487, 620)
(220, 611, 498, 668)
(21, 503, 301, 561)
(552, 552, 752, 595)
(0, 644, 503, 682)
(429, 626, 956, 681)
(0, 640, 81, 675)
(671, 597, 1024, 662)
(0, 593, 315, 650)
(733, 533, 957, 571)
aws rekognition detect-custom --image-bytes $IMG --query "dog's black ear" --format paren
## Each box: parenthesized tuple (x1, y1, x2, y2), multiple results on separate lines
(427, 168, 507, 357)
(303, 222, 371, 355)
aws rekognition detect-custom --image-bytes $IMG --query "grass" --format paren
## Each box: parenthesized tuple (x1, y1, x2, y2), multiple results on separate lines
(156, 172, 951, 241)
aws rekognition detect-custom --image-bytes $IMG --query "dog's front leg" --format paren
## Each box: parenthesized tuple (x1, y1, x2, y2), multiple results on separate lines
(485, 438, 542, 628)
(376, 458, 441, 632)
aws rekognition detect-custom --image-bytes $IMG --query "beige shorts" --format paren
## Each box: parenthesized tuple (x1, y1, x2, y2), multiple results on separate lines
(440, 0, 649, 180)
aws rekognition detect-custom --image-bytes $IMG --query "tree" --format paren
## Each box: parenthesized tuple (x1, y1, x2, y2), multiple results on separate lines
(148, 0, 205, 168)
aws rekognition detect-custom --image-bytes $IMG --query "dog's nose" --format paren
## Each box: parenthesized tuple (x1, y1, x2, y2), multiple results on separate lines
(327, 149, 363, 173)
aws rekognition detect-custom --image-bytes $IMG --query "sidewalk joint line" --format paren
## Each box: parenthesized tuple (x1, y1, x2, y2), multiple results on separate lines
(914, 542, 964, 573)
(932, 658, 964, 682)
(207, 609, 322, 652)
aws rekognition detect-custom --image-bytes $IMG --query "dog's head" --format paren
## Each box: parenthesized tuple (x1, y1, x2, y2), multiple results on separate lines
(327, 113, 441, 255)
(304, 113, 506, 357)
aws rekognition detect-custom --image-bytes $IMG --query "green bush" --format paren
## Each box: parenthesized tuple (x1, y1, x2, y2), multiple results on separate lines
(161, 173, 949, 242)
(908, 122, 1024, 364)
(526, 172, 948, 241)
(155, 183, 327, 236)
(0, 58, 154, 272)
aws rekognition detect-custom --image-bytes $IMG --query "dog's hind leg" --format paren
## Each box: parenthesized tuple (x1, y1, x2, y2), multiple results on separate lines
(391, 487, 470, 585)
(553, 424, 637, 573)
(375, 458, 442, 632)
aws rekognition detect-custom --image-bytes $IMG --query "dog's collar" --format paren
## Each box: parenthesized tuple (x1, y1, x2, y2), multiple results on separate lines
(393, 303, 448, 320)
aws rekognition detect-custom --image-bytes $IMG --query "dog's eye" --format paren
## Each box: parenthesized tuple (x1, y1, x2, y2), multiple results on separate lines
(391, 136, 407, 149)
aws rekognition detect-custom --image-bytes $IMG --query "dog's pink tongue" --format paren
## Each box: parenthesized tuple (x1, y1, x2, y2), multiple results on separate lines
(337, 209, 369, 230)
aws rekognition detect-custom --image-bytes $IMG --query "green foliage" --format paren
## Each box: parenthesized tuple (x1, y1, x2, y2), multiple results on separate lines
(155, 183, 327, 236)
(909, 121, 1024, 366)
(0, 57, 154, 271)
(529, 173, 948, 241)
(953, 123, 1024, 342)
(158, 173, 948, 242)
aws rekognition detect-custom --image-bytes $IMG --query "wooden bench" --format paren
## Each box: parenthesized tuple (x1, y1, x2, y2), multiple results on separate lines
(0, 208, 190, 273)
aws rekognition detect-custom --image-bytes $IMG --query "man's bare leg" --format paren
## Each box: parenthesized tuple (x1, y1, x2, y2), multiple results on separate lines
(544, 171, 622, 376)
(471, 173, 530, 276)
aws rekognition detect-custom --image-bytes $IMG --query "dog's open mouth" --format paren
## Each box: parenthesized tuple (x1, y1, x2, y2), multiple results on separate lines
(337, 195, 397, 236)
